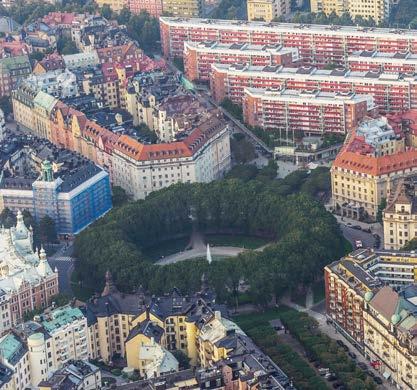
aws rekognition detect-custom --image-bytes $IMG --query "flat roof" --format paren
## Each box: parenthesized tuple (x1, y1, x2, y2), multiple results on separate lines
(161, 17, 417, 39)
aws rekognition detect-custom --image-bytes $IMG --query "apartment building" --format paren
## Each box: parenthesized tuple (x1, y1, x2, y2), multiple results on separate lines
(310, 0, 389, 24)
(95, 0, 129, 12)
(0, 213, 58, 326)
(183, 41, 298, 82)
(160, 17, 417, 67)
(331, 119, 417, 220)
(210, 63, 416, 113)
(243, 88, 376, 135)
(0, 333, 31, 390)
(0, 108, 4, 142)
(0, 139, 112, 236)
(348, 50, 417, 73)
(112, 116, 231, 199)
(161, 0, 203, 17)
(247, 0, 290, 22)
(32, 91, 58, 140)
(383, 178, 417, 250)
(128, 0, 163, 16)
(363, 285, 417, 389)
(0, 55, 31, 96)
(38, 360, 101, 390)
(326, 247, 417, 388)
(325, 254, 381, 348)
(23, 305, 90, 386)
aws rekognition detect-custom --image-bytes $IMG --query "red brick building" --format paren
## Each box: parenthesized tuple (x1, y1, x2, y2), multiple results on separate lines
(160, 17, 417, 67)
(243, 88, 376, 135)
(348, 50, 417, 73)
(184, 41, 298, 82)
(210, 63, 417, 113)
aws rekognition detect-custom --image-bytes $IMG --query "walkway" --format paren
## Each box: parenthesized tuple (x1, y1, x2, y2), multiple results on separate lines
(156, 230, 268, 265)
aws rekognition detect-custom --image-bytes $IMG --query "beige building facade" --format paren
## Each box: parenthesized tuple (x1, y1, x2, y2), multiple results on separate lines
(310, 0, 389, 24)
(247, 0, 290, 22)
(363, 286, 417, 389)
(162, 0, 203, 17)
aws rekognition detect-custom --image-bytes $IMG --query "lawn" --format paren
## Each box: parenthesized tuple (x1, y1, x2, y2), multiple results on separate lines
(234, 308, 329, 390)
(236, 307, 376, 389)
(205, 234, 270, 249)
(142, 236, 190, 260)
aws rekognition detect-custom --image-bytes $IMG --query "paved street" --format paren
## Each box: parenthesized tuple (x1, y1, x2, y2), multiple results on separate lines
(47, 243, 75, 294)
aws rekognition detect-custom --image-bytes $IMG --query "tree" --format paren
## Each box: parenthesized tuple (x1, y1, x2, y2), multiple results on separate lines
(100, 4, 113, 20)
(171, 349, 190, 369)
(39, 215, 57, 243)
(230, 133, 256, 164)
(376, 198, 387, 222)
(56, 36, 78, 55)
(117, 7, 131, 25)
(0, 96, 12, 117)
(221, 98, 243, 121)
(112, 186, 129, 207)
(29, 51, 45, 63)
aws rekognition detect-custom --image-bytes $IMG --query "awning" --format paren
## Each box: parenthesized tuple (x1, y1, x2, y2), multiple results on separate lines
(383, 371, 391, 380)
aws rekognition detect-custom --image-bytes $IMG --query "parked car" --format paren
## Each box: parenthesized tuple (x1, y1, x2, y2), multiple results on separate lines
(332, 381, 343, 389)
(319, 368, 330, 375)
(348, 351, 357, 359)
(357, 362, 368, 370)
(374, 377, 383, 385)
(353, 225, 362, 230)
(355, 240, 363, 248)
(336, 340, 349, 351)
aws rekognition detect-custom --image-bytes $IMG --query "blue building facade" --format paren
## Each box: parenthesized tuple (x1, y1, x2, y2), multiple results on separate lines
(32, 161, 112, 236)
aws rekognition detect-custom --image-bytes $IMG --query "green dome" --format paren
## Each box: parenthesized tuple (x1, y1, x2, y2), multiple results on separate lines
(391, 314, 401, 325)
(364, 291, 374, 302)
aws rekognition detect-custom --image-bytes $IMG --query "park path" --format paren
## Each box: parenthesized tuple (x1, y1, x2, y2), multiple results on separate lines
(156, 229, 269, 265)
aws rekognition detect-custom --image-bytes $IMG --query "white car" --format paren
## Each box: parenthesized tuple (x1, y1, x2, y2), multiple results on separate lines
(355, 240, 363, 248)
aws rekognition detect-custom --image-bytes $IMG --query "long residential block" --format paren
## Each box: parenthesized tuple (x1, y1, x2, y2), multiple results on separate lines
(348, 50, 417, 73)
(210, 63, 417, 113)
(243, 87, 376, 135)
(160, 17, 417, 67)
(184, 41, 298, 82)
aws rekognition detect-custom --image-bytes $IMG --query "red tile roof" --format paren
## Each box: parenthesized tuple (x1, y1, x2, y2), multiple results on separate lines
(114, 116, 226, 162)
(333, 147, 417, 176)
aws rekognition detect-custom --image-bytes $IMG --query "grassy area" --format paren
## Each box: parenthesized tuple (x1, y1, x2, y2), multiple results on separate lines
(142, 237, 190, 260)
(291, 290, 307, 307)
(235, 309, 329, 390)
(205, 234, 269, 249)
(312, 280, 325, 304)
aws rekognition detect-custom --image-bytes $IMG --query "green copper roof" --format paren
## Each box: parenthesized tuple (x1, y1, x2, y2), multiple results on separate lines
(0, 55, 31, 70)
(33, 91, 58, 113)
(0, 334, 24, 361)
(41, 306, 85, 333)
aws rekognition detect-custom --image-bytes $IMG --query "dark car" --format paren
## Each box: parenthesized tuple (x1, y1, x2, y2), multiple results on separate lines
(367, 371, 376, 378)
(332, 381, 343, 389)
(348, 351, 357, 359)
(357, 362, 368, 370)
(374, 377, 383, 385)
(352, 225, 362, 230)
(336, 340, 349, 351)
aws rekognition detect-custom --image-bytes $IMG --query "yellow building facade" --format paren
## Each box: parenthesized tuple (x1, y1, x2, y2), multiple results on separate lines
(95, 0, 128, 12)
(363, 286, 417, 389)
(247, 0, 290, 22)
(161, 0, 203, 17)
(310, 0, 389, 24)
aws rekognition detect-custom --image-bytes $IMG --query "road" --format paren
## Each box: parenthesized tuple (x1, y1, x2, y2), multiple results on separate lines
(340, 224, 376, 249)
(48, 243, 75, 294)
